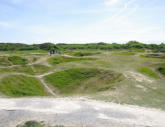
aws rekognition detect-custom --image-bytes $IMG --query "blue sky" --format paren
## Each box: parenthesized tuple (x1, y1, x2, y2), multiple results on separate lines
(0, 0, 165, 44)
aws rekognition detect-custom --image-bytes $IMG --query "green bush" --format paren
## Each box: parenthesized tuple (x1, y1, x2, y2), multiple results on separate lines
(17, 121, 43, 127)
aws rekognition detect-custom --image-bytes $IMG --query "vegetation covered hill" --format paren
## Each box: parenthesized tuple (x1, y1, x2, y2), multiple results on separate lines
(0, 41, 165, 52)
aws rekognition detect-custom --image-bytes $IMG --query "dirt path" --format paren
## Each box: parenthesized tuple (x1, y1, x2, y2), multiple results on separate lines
(0, 97, 165, 127)
(28, 55, 51, 66)
(124, 71, 154, 83)
(36, 75, 56, 96)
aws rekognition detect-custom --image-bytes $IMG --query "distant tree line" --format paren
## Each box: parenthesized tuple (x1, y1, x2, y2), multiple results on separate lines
(57, 41, 165, 52)
(0, 41, 165, 52)
(0, 42, 57, 51)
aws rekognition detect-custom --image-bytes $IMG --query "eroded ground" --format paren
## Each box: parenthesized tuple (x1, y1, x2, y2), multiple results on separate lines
(0, 97, 165, 127)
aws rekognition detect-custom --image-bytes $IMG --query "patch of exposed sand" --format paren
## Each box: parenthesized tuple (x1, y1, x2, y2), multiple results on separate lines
(124, 71, 153, 83)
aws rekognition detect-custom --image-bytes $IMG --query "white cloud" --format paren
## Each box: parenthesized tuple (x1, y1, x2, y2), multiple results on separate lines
(105, 0, 119, 6)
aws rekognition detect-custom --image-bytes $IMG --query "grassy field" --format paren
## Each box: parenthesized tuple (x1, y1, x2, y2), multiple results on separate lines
(0, 75, 47, 97)
(0, 50, 165, 109)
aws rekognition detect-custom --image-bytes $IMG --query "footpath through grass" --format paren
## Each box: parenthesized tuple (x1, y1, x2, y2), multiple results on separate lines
(0, 75, 47, 97)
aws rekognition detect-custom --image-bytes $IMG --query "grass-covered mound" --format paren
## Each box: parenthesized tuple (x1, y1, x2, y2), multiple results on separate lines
(140, 54, 165, 59)
(44, 68, 123, 94)
(48, 56, 95, 65)
(0, 65, 35, 75)
(71, 51, 101, 57)
(0, 57, 12, 66)
(8, 56, 28, 65)
(158, 66, 165, 76)
(138, 67, 160, 79)
(0, 75, 47, 97)
(32, 64, 51, 74)
(113, 52, 137, 56)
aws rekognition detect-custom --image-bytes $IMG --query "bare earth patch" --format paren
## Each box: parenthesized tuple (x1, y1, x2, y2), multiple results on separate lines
(124, 71, 154, 83)
(0, 97, 165, 127)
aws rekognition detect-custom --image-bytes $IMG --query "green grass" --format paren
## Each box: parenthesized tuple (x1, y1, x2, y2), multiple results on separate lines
(70, 51, 101, 57)
(16, 121, 43, 127)
(138, 67, 160, 79)
(0, 75, 47, 97)
(0, 57, 11, 66)
(44, 68, 123, 94)
(0, 50, 47, 55)
(48, 56, 96, 65)
(158, 66, 165, 76)
(0, 65, 35, 75)
(8, 56, 28, 65)
(140, 54, 165, 59)
(32, 64, 51, 74)
(16, 121, 65, 127)
(113, 52, 137, 56)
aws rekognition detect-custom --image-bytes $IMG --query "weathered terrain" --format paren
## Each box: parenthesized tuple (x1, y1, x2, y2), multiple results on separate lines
(0, 97, 165, 127)
(0, 49, 165, 127)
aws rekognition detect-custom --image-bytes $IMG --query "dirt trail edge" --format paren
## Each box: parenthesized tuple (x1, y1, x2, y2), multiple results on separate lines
(0, 97, 165, 127)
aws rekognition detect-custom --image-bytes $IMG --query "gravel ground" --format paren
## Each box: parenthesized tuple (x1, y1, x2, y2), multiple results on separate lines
(0, 97, 165, 127)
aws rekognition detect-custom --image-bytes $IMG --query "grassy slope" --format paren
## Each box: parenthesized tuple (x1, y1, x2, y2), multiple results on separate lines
(32, 64, 51, 74)
(157, 64, 165, 76)
(48, 56, 95, 65)
(0, 57, 11, 66)
(138, 67, 160, 79)
(0, 75, 47, 97)
(8, 56, 28, 65)
(44, 68, 123, 94)
(91, 51, 165, 110)
(69, 51, 101, 57)
(0, 66, 35, 75)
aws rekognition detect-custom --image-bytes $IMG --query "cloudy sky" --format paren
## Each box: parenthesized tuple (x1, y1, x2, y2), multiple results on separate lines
(0, 0, 164, 44)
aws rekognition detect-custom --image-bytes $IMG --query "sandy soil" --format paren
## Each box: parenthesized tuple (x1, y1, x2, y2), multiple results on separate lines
(0, 97, 165, 127)
(124, 71, 153, 83)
